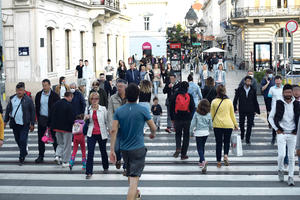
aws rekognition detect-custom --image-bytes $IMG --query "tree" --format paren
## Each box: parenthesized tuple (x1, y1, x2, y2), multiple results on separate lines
(166, 24, 198, 47)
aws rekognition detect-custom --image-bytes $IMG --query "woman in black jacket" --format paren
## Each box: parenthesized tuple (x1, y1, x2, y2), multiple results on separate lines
(117, 60, 127, 80)
(201, 77, 217, 103)
(89, 81, 108, 108)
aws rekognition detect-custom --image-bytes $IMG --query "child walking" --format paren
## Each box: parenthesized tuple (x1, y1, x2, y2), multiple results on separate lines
(189, 99, 213, 174)
(151, 97, 162, 131)
(69, 114, 86, 170)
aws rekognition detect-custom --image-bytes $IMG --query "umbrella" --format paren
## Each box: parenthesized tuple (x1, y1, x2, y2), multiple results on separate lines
(203, 47, 226, 53)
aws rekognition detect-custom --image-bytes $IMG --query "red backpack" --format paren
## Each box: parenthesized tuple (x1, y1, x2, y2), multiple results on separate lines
(175, 93, 190, 113)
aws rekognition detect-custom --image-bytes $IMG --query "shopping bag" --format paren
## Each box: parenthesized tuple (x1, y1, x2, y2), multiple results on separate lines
(41, 128, 54, 144)
(231, 133, 243, 156)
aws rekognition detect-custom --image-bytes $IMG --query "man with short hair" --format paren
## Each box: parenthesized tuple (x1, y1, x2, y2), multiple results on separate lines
(35, 79, 60, 163)
(110, 83, 156, 200)
(105, 59, 114, 80)
(98, 73, 106, 90)
(126, 63, 140, 85)
(268, 75, 283, 145)
(269, 84, 300, 186)
(83, 60, 93, 98)
(75, 59, 85, 86)
(234, 76, 260, 145)
(4, 82, 35, 165)
(108, 79, 128, 171)
(238, 70, 258, 90)
(163, 73, 180, 133)
(51, 92, 75, 167)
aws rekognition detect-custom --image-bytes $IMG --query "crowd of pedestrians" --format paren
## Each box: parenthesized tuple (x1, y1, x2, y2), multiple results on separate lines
(1, 55, 300, 199)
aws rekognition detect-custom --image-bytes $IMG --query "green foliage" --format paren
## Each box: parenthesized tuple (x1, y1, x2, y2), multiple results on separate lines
(254, 70, 266, 84)
(166, 24, 197, 47)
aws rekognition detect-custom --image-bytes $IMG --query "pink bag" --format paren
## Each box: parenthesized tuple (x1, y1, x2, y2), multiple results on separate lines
(42, 128, 54, 144)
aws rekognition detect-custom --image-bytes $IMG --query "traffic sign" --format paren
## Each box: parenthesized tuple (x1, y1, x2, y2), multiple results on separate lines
(286, 20, 298, 33)
(192, 42, 201, 46)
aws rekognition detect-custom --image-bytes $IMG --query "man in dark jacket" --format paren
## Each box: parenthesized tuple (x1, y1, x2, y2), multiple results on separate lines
(70, 82, 86, 117)
(4, 82, 35, 165)
(51, 92, 75, 167)
(35, 79, 60, 163)
(170, 81, 195, 160)
(163, 73, 180, 133)
(126, 63, 140, 85)
(233, 76, 260, 145)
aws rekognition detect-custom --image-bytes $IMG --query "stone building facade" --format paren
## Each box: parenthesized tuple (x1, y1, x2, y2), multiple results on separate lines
(2, 0, 130, 96)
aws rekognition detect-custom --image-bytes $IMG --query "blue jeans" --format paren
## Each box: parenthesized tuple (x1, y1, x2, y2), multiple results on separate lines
(298, 156, 300, 167)
(196, 136, 208, 163)
(153, 81, 160, 96)
(86, 134, 109, 175)
(12, 124, 30, 159)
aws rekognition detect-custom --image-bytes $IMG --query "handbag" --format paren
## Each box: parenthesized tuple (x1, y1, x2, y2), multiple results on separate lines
(83, 109, 90, 136)
(41, 128, 54, 144)
(231, 133, 243, 156)
(9, 98, 23, 128)
(212, 98, 224, 121)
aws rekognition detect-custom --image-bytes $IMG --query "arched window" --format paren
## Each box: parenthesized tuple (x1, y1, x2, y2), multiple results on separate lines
(47, 27, 54, 72)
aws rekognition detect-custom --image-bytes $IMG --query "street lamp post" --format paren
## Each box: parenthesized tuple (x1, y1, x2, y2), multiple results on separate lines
(197, 19, 207, 62)
(185, 6, 198, 73)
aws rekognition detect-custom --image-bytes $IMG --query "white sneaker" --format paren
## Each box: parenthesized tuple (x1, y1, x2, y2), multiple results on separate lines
(54, 156, 61, 165)
(62, 162, 69, 168)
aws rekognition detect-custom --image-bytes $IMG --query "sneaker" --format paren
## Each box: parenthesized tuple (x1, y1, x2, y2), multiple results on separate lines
(54, 156, 61, 165)
(202, 161, 208, 174)
(165, 128, 171, 133)
(198, 162, 204, 168)
(62, 162, 69, 168)
(173, 151, 180, 158)
(82, 159, 86, 170)
(181, 155, 189, 160)
(35, 156, 44, 164)
(19, 157, 25, 166)
(69, 158, 75, 170)
(224, 157, 229, 166)
(86, 174, 92, 179)
(278, 170, 284, 182)
(288, 176, 295, 186)
(116, 160, 121, 169)
(136, 189, 142, 200)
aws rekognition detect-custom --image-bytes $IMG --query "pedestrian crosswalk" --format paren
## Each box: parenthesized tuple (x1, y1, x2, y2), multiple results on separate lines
(0, 110, 300, 200)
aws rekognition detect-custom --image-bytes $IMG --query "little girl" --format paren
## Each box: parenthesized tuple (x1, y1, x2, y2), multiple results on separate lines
(69, 114, 86, 170)
(189, 99, 213, 174)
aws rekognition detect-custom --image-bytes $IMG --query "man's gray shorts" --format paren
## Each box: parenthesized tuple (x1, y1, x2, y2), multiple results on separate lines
(122, 147, 147, 177)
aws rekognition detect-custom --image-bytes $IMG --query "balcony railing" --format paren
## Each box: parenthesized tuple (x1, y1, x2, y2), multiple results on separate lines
(90, 0, 120, 11)
(231, 6, 300, 18)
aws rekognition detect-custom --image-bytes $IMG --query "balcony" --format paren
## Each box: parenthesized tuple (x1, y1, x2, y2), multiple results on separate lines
(231, 6, 300, 19)
(89, 0, 120, 11)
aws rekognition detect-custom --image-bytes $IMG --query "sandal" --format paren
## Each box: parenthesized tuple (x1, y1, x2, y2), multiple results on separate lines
(224, 156, 229, 166)
(217, 162, 222, 168)
(136, 189, 142, 200)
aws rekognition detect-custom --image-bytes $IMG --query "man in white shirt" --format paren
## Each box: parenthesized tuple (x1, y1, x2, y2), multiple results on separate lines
(269, 84, 300, 186)
(105, 59, 114, 81)
(268, 75, 283, 145)
(83, 60, 93, 98)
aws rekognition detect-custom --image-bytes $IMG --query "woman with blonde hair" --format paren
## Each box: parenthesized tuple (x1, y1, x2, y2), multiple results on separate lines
(85, 92, 110, 179)
(139, 80, 152, 114)
(211, 85, 238, 168)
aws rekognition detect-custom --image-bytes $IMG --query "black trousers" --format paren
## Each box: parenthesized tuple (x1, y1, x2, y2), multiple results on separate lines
(214, 128, 232, 162)
(174, 120, 191, 156)
(239, 112, 254, 142)
(37, 118, 57, 158)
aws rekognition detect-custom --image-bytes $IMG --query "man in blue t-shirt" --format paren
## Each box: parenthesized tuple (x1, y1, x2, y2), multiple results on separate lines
(110, 83, 156, 200)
